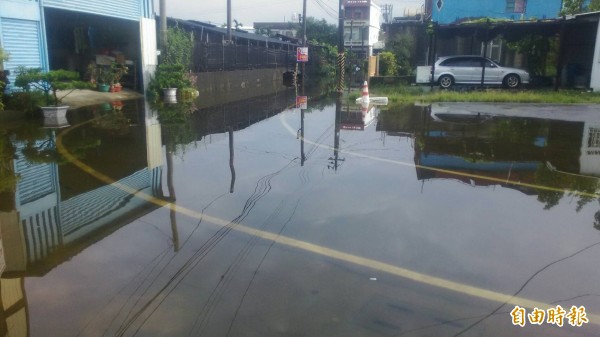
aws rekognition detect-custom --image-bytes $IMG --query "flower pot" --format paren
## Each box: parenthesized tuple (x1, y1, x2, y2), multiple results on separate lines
(162, 88, 177, 98)
(40, 105, 70, 127)
(98, 83, 110, 92)
(164, 95, 178, 104)
(110, 84, 122, 92)
(40, 105, 69, 119)
(43, 114, 70, 128)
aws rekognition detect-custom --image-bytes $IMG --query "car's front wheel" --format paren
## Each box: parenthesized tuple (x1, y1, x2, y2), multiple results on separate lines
(504, 74, 521, 89)
(439, 75, 454, 89)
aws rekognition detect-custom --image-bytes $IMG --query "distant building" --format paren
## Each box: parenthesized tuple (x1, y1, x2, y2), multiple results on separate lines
(344, 0, 382, 59)
(253, 22, 300, 38)
(428, 0, 585, 24)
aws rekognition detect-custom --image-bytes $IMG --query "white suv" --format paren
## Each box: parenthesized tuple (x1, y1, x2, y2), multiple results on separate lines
(433, 55, 530, 89)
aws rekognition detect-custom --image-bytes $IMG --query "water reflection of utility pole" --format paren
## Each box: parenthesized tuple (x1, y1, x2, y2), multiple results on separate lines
(300, 0, 307, 167)
(329, 95, 345, 171)
(166, 149, 180, 252)
(229, 126, 236, 193)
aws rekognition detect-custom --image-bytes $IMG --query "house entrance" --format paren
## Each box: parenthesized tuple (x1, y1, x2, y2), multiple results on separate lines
(43, 8, 141, 90)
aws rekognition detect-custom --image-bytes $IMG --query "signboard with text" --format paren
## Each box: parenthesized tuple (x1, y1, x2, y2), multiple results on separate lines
(296, 96, 308, 109)
(297, 47, 308, 62)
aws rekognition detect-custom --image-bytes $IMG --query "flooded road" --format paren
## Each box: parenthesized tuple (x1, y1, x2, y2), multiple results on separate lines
(1, 91, 600, 336)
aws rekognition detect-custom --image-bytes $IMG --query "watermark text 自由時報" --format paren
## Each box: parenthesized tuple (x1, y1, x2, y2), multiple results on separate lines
(511, 305, 589, 327)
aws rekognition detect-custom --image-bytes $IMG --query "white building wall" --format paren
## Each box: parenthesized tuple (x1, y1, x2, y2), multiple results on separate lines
(579, 122, 600, 176)
(590, 20, 600, 92)
(368, 1, 381, 55)
(140, 17, 158, 91)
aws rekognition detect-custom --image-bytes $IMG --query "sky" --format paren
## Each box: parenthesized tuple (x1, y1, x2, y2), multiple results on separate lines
(158, 0, 425, 27)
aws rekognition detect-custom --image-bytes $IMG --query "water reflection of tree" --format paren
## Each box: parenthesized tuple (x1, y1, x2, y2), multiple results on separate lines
(92, 110, 131, 136)
(155, 101, 197, 156)
(0, 129, 17, 195)
(535, 165, 599, 209)
(154, 100, 198, 252)
(18, 127, 100, 165)
(491, 119, 547, 145)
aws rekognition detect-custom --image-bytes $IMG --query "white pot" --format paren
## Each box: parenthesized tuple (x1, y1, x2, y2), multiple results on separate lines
(164, 95, 178, 104)
(162, 88, 177, 98)
(40, 105, 69, 119)
(43, 114, 70, 128)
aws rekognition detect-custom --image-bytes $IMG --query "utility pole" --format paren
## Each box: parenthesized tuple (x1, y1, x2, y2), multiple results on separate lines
(227, 0, 232, 42)
(302, 0, 308, 47)
(337, 0, 345, 92)
(301, 0, 307, 166)
(302, 0, 307, 83)
(382, 4, 393, 24)
(160, 0, 167, 49)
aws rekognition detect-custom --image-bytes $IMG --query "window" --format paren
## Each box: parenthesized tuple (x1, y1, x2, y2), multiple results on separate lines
(506, 0, 526, 13)
(588, 128, 600, 148)
(440, 57, 482, 67)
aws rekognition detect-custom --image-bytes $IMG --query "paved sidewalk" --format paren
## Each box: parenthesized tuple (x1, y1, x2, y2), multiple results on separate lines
(59, 88, 144, 109)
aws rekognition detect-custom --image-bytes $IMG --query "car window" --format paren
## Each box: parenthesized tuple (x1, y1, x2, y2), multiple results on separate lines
(463, 58, 483, 67)
(440, 57, 483, 67)
(439, 58, 461, 66)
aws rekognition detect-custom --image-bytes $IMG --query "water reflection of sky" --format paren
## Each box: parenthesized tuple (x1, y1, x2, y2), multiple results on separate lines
(3, 97, 600, 336)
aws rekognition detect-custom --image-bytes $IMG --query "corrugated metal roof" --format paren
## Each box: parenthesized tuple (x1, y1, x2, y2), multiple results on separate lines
(168, 17, 299, 46)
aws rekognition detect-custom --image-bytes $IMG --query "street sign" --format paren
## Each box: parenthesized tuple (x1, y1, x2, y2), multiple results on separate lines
(297, 47, 308, 62)
(296, 96, 308, 109)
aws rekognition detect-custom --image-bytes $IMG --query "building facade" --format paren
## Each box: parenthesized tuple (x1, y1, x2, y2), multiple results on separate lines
(344, 0, 381, 59)
(430, 0, 567, 24)
(0, 0, 157, 90)
(254, 22, 300, 38)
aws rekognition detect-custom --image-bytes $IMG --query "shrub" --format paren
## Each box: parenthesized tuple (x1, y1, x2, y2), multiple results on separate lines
(15, 67, 92, 106)
(147, 64, 191, 98)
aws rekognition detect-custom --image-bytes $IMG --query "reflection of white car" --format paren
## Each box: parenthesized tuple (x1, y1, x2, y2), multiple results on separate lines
(432, 55, 530, 89)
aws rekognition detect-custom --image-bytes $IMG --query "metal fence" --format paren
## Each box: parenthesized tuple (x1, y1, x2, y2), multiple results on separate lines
(193, 42, 296, 72)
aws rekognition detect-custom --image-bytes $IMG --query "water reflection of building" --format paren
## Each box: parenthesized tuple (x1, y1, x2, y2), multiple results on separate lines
(341, 102, 379, 131)
(1, 100, 164, 277)
(376, 104, 600, 192)
(0, 100, 165, 336)
(190, 90, 296, 138)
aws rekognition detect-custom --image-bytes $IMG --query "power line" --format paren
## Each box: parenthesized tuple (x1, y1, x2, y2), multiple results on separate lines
(312, 0, 338, 20)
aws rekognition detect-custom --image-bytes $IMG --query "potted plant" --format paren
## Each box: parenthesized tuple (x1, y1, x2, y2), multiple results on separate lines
(86, 63, 115, 92)
(110, 63, 128, 92)
(150, 64, 190, 99)
(14, 67, 91, 119)
(96, 66, 113, 92)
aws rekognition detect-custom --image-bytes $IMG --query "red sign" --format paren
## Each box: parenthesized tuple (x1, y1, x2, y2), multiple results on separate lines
(297, 47, 308, 62)
(296, 96, 308, 109)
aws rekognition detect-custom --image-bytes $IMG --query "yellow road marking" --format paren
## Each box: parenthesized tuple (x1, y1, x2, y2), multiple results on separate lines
(55, 107, 600, 324)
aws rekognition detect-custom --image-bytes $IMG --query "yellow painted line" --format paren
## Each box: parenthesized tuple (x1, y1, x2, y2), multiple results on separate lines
(55, 110, 600, 325)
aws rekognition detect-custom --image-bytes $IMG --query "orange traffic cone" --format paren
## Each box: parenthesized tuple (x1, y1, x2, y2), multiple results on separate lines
(361, 81, 369, 102)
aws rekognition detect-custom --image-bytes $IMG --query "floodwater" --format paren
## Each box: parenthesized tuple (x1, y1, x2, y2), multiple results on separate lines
(1, 91, 600, 337)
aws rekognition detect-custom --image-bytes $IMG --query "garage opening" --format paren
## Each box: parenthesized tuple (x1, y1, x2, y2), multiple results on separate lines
(43, 8, 142, 91)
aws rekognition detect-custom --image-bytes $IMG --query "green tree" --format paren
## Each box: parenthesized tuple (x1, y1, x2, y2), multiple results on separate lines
(302, 17, 337, 46)
(386, 32, 415, 76)
(0, 47, 8, 111)
(560, 0, 586, 15)
(589, 0, 600, 11)
(507, 34, 558, 77)
(378, 51, 398, 76)
(163, 25, 194, 68)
